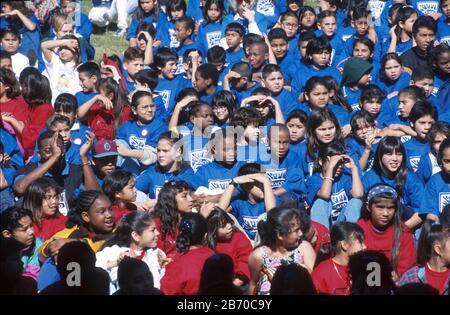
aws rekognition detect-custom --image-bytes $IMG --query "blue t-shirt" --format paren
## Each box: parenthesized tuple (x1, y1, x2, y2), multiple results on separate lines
(306, 171, 354, 221)
(226, 48, 245, 67)
(437, 16, 450, 47)
(411, 0, 440, 16)
(154, 75, 190, 115)
(197, 21, 223, 56)
(175, 41, 199, 75)
(277, 53, 298, 84)
(127, 13, 157, 40)
(135, 164, 195, 198)
(258, 149, 306, 197)
(378, 72, 412, 96)
(272, 88, 299, 118)
(291, 64, 342, 95)
(0, 128, 24, 169)
(182, 134, 212, 172)
(403, 137, 430, 172)
(222, 12, 268, 35)
(419, 171, 450, 217)
(362, 169, 424, 215)
(342, 86, 363, 112)
(231, 82, 261, 105)
(157, 17, 179, 49)
(416, 151, 441, 185)
(237, 142, 271, 164)
(255, 0, 279, 28)
(116, 118, 168, 149)
(75, 91, 97, 107)
(190, 161, 245, 192)
(230, 197, 264, 239)
(346, 136, 378, 173)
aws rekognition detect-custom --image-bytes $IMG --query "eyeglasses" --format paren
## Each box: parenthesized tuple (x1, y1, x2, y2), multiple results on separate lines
(44, 194, 59, 202)
(281, 22, 299, 29)
(212, 106, 227, 112)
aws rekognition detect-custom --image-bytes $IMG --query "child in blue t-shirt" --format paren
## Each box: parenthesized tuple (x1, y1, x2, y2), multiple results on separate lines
(127, 0, 163, 45)
(412, 0, 441, 16)
(429, 44, 450, 97)
(223, 23, 245, 66)
(157, 0, 186, 49)
(437, 1, 450, 46)
(285, 109, 308, 158)
(223, 62, 260, 105)
(174, 16, 198, 75)
(190, 127, 245, 199)
(211, 90, 236, 128)
(385, 6, 417, 56)
(416, 122, 450, 184)
(358, 84, 387, 127)
(116, 90, 168, 175)
(362, 136, 424, 229)
(260, 64, 298, 118)
(403, 100, 438, 172)
(75, 62, 100, 107)
(218, 162, 277, 240)
(259, 124, 306, 199)
(207, 46, 229, 88)
(197, 0, 226, 57)
(267, 28, 297, 84)
(378, 53, 412, 99)
(154, 48, 190, 115)
(0, 141, 15, 212)
(419, 138, 450, 222)
(340, 57, 374, 111)
(135, 131, 195, 201)
(346, 111, 380, 173)
(194, 63, 221, 104)
(306, 142, 364, 229)
(316, 10, 346, 67)
(291, 37, 342, 97)
(242, 88, 284, 130)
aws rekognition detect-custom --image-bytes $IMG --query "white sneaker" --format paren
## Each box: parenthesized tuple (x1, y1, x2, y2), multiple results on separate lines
(114, 28, 126, 37)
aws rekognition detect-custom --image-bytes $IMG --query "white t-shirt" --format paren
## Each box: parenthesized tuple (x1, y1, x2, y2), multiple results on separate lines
(42, 52, 82, 103)
(11, 52, 30, 79)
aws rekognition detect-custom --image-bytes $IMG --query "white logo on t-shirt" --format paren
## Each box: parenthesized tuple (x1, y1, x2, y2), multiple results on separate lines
(439, 192, 450, 213)
(416, 1, 439, 15)
(206, 31, 222, 49)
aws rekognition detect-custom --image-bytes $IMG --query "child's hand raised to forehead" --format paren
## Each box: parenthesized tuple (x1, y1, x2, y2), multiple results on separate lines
(232, 175, 257, 185)
(175, 95, 198, 110)
(96, 94, 114, 110)
(248, 173, 271, 185)
(64, 39, 79, 50)
(226, 70, 242, 80)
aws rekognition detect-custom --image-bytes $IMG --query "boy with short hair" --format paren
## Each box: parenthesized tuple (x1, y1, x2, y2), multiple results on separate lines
(174, 16, 198, 74)
(75, 61, 100, 106)
(0, 26, 29, 79)
(224, 22, 245, 67)
(218, 162, 277, 240)
(194, 63, 220, 104)
(223, 61, 260, 105)
(248, 41, 270, 81)
(401, 15, 437, 74)
(207, 46, 228, 88)
(317, 10, 345, 66)
(153, 47, 190, 115)
(123, 47, 144, 94)
(261, 64, 298, 118)
(410, 68, 443, 115)
(267, 28, 296, 84)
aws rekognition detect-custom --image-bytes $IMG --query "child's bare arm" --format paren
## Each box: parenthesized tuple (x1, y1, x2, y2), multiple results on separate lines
(251, 173, 276, 211)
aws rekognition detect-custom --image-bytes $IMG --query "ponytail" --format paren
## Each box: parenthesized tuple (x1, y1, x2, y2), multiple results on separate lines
(176, 212, 207, 253)
(417, 220, 450, 266)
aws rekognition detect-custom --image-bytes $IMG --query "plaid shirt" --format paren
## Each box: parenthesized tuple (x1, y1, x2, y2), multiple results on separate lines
(396, 265, 450, 295)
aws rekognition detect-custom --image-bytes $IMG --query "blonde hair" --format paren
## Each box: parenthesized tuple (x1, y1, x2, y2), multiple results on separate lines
(52, 13, 74, 33)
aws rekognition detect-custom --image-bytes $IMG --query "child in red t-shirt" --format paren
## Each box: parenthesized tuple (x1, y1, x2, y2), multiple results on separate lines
(0, 68, 28, 134)
(23, 177, 67, 241)
(102, 169, 137, 226)
(205, 208, 253, 288)
(397, 220, 450, 295)
(357, 184, 416, 280)
(311, 222, 366, 295)
(77, 77, 130, 140)
(160, 213, 214, 295)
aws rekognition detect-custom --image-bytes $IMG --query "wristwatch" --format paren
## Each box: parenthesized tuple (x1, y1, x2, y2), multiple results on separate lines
(229, 179, 237, 186)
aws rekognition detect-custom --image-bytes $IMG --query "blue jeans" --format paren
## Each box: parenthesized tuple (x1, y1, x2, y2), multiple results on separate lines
(310, 198, 363, 229)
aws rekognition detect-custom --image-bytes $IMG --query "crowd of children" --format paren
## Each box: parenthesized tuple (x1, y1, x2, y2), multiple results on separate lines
(0, 0, 449, 295)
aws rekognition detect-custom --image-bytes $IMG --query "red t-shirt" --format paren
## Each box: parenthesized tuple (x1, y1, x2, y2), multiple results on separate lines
(111, 206, 131, 226)
(311, 258, 350, 295)
(0, 97, 28, 123)
(86, 102, 130, 140)
(357, 218, 416, 276)
(215, 231, 253, 282)
(160, 246, 215, 295)
(19, 103, 54, 159)
(311, 221, 330, 254)
(154, 216, 179, 259)
(425, 264, 450, 294)
(33, 214, 67, 241)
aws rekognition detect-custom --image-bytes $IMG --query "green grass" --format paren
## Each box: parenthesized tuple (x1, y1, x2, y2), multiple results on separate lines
(82, 0, 318, 58)
(82, 0, 130, 57)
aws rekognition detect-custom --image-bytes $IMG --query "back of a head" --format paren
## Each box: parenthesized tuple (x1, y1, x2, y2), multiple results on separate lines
(117, 257, 161, 295)
(198, 254, 241, 295)
(56, 241, 96, 278)
(270, 263, 316, 295)
(396, 283, 439, 295)
(0, 237, 25, 295)
(348, 250, 395, 295)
